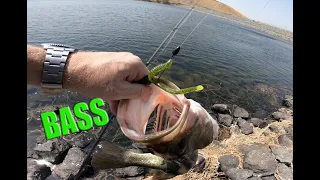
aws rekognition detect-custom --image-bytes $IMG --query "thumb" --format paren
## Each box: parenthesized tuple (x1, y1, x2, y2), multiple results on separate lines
(118, 81, 147, 99)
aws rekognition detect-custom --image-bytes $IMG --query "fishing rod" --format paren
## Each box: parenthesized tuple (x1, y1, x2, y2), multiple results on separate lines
(74, 113, 114, 180)
(154, 0, 221, 81)
(75, 5, 198, 173)
(146, 0, 201, 67)
(135, 1, 222, 84)
(76, 1, 222, 178)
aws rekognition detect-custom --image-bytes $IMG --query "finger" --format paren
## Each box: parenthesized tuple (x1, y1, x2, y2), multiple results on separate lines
(135, 65, 149, 81)
(107, 100, 120, 115)
(129, 56, 150, 82)
(117, 81, 147, 99)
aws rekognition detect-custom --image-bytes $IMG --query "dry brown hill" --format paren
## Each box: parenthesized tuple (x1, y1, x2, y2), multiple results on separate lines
(140, 0, 248, 19)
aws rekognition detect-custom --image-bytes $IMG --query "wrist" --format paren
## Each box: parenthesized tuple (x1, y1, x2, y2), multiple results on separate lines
(39, 44, 79, 94)
(27, 45, 46, 86)
(62, 51, 82, 91)
(62, 51, 93, 91)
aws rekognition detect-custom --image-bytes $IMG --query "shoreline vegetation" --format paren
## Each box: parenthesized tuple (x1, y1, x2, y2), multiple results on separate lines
(138, 0, 293, 44)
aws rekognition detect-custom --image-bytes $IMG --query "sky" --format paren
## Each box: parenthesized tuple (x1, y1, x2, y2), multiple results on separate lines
(219, 0, 293, 32)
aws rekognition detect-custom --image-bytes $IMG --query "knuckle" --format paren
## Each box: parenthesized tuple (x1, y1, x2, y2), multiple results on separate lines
(131, 55, 144, 65)
(124, 52, 133, 56)
(118, 62, 128, 73)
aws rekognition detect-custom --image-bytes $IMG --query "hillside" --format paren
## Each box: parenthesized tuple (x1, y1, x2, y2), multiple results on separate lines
(139, 0, 248, 19)
(139, 0, 293, 43)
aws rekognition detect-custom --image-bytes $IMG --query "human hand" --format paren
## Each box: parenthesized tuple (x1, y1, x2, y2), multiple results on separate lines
(63, 51, 149, 115)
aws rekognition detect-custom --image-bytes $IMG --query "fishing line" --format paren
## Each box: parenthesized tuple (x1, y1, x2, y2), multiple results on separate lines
(171, 1, 277, 110)
(151, 9, 194, 66)
(259, 0, 271, 13)
(76, 3, 202, 178)
(146, 0, 201, 67)
(180, 1, 221, 47)
(156, 1, 221, 80)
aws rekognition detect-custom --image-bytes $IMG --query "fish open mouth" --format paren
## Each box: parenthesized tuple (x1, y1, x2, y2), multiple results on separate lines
(145, 102, 183, 135)
(116, 77, 190, 144)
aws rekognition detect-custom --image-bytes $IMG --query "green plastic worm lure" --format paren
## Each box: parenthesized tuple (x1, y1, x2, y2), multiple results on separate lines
(148, 59, 204, 94)
(148, 58, 173, 83)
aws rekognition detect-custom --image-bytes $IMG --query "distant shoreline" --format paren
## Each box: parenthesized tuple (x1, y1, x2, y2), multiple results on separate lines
(190, 6, 293, 44)
(139, 0, 293, 44)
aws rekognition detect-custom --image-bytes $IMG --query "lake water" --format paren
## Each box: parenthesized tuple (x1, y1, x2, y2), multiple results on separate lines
(27, 0, 293, 131)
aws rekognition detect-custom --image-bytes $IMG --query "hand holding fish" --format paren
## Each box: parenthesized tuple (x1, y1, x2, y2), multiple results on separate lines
(27, 45, 149, 115)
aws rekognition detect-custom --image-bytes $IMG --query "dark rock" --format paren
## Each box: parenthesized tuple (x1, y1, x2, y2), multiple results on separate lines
(113, 166, 144, 178)
(284, 125, 293, 133)
(268, 125, 280, 133)
(278, 134, 293, 147)
(259, 119, 273, 129)
(218, 155, 239, 172)
(218, 114, 233, 127)
(234, 117, 246, 124)
(27, 150, 40, 159)
(53, 147, 87, 180)
(283, 95, 293, 108)
(286, 132, 293, 140)
(36, 135, 46, 144)
(27, 158, 51, 180)
(34, 139, 72, 164)
(68, 132, 94, 148)
(261, 175, 277, 180)
(259, 122, 269, 128)
(249, 118, 264, 127)
(283, 99, 293, 108)
(238, 120, 253, 135)
(243, 148, 278, 176)
(270, 145, 292, 165)
(248, 177, 262, 180)
(45, 174, 61, 180)
(27, 130, 42, 159)
(225, 168, 253, 180)
(271, 112, 292, 121)
(211, 104, 230, 114)
(233, 106, 249, 119)
(276, 163, 293, 180)
(239, 143, 270, 155)
(252, 109, 268, 119)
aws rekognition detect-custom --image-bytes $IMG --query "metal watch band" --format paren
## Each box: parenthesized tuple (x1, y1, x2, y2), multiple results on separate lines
(41, 43, 76, 94)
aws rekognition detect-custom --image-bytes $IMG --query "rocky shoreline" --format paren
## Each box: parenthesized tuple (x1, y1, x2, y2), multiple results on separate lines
(27, 94, 293, 180)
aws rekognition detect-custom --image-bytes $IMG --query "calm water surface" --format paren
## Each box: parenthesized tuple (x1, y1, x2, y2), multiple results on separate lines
(27, 0, 293, 132)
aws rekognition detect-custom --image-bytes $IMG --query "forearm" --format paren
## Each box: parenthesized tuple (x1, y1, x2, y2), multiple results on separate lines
(27, 44, 82, 90)
(27, 45, 46, 86)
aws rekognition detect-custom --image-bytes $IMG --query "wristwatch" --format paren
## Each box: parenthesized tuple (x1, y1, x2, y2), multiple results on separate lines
(41, 43, 77, 94)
